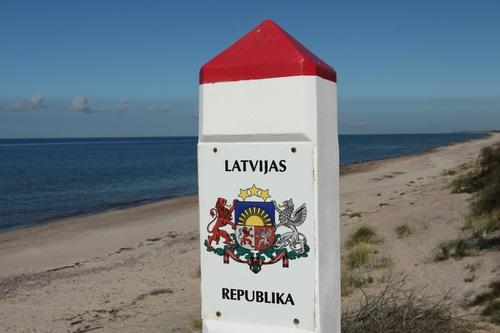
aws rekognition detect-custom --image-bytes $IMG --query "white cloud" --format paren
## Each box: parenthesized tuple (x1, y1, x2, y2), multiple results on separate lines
(115, 99, 171, 113)
(0, 93, 48, 112)
(116, 98, 130, 112)
(348, 121, 367, 127)
(1, 94, 175, 115)
(71, 96, 104, 114)
(30, 93, 47, 108)
(146, 104, 171, 113)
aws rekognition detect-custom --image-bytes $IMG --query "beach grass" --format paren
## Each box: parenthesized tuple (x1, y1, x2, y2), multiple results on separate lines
(434, 239, 473, 261)
(341, 262, 374, 296)
(347, 226, 381, 247)
(482, 301, 500, 324)
(395, 224, 413, 238)
(342, 225, 392, 295)
(341, 276, 473, 333)
(192, 318, 202, 330)
(440, 143, 500, 262)
(443, 169, 457, 176)
(468, 280, 500, 324)
(453, 144, 500, 237)
(347, 244, 371, 269)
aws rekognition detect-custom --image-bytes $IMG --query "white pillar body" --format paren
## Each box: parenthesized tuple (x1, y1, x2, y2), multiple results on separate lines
(198, 74, 340, 333)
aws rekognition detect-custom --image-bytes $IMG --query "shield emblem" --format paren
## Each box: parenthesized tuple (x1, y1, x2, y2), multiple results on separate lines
(235, 201, 275, 251)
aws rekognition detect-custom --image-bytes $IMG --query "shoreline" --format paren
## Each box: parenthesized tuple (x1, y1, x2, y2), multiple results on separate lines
(1, 132, 493, 235)
(4, 191, 199, 234)
(0, 195, 199, 277)
(340, 131, 493, 175)
(0, 132, 499, 332)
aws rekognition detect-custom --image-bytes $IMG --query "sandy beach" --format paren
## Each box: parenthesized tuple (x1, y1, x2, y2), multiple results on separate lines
(1, 133, 499, 333)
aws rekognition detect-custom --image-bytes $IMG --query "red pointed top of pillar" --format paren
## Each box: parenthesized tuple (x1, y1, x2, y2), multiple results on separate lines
(200, 19, 337, 84)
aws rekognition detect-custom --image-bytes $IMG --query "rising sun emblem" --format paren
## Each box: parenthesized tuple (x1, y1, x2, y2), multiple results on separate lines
(238, 207, 273, 226)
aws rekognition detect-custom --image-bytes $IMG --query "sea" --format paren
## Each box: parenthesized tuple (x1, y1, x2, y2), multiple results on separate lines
(0, 132, 488, 232)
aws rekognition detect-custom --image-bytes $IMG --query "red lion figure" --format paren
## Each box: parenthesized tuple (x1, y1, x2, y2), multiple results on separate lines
(239, 227, 253, 246)
(207, 197, 237, 249)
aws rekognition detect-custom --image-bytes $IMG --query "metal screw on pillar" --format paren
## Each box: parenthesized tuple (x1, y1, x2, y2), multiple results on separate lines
(293, 318, 300, 326)
(216, 311, 222, 318)
(291, 147, 297, 153)
(213, 147, 218, 153)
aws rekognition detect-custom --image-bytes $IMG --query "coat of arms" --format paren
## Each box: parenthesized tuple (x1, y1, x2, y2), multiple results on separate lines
(204, 184, 309, 274)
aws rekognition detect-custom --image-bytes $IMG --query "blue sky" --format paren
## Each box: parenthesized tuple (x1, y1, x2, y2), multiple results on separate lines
(1, 0, 499, 137)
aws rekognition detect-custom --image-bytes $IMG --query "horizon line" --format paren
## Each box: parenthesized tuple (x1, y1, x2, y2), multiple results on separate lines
(0, 130, 494, 141)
